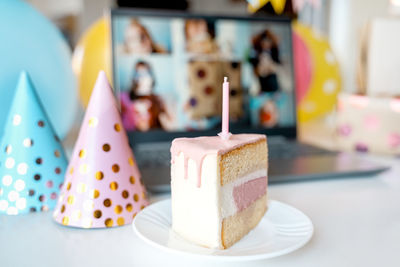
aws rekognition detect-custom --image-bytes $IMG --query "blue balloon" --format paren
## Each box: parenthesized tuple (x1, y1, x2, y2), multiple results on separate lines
(0, 0, 78, 139)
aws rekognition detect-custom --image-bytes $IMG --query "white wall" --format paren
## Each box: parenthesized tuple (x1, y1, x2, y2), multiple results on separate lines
(329, 0, 390, 93)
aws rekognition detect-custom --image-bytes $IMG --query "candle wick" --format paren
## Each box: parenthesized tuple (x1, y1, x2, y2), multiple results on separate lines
(224, 77, 228, 83)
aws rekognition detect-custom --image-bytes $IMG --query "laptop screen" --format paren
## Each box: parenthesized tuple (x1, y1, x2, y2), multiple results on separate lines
(111, 9, 297, 143)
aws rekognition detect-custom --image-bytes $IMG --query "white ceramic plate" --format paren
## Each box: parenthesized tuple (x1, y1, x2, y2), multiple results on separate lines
(133, 199, 313, 261)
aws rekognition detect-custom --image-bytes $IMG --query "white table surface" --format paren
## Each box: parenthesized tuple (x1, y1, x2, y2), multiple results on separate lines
(1, 155, 399, 267)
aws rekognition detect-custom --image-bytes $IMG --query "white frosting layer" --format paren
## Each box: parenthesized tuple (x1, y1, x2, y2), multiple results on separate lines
(171, 152, 268, 249)
(220, 169, 268, 218)
(171, 152, 222, 249)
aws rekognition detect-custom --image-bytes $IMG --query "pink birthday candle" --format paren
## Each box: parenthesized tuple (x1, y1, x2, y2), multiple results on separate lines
(218, 77, 232, 140)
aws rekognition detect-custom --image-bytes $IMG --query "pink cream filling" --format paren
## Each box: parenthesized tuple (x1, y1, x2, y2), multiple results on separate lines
(233, 176, 267, 213)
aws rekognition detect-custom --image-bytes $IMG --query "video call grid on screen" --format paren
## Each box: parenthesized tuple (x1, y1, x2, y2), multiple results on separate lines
(111, 9, 297, 140)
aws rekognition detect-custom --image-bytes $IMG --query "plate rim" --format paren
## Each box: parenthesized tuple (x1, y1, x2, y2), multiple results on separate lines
(133, 198, 314, 261)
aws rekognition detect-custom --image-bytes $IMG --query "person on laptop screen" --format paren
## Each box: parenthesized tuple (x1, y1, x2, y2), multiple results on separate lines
(120, 61, 166, 131)
(120, 19, 167, 54)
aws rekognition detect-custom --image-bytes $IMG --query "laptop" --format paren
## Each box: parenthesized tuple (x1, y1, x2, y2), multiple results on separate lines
(110, 9, 388, 192)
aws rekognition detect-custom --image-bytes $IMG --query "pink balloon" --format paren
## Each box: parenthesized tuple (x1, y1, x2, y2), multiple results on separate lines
(293, 31, 312, 104)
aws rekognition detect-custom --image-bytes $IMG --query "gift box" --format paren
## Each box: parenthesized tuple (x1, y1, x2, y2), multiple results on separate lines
(336, 93, 400, 154)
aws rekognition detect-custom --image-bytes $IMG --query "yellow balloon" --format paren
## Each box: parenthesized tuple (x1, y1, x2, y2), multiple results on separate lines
(293, 22, 341, 122)
(72, 17, 112, 107)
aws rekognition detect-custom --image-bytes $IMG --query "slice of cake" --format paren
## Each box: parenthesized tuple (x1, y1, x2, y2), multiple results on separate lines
(170, 133, 268, 249)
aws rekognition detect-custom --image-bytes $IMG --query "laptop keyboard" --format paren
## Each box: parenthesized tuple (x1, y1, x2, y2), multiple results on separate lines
(134, 138, 335, 168)
(134, 143, 171, 168)
(268, 141, 334, 159)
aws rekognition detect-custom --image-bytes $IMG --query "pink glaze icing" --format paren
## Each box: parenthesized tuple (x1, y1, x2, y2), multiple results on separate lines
(170, 134, 266, 187)
(233, 176, 267, 212)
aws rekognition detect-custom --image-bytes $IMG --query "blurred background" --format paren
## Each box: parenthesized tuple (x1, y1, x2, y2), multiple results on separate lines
(4, 0, 400, 154)
(27, 0, 395, 94)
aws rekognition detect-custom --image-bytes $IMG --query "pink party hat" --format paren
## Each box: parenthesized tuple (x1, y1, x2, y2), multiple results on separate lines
(53, 71, 148, 228)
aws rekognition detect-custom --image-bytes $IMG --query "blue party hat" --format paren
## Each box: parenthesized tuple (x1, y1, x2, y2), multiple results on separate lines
(0, 71, 68, 215)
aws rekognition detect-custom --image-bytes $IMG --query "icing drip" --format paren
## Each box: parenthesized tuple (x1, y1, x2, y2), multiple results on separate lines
(170, 134, 266, 187)
(181, 153, 205, 187)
